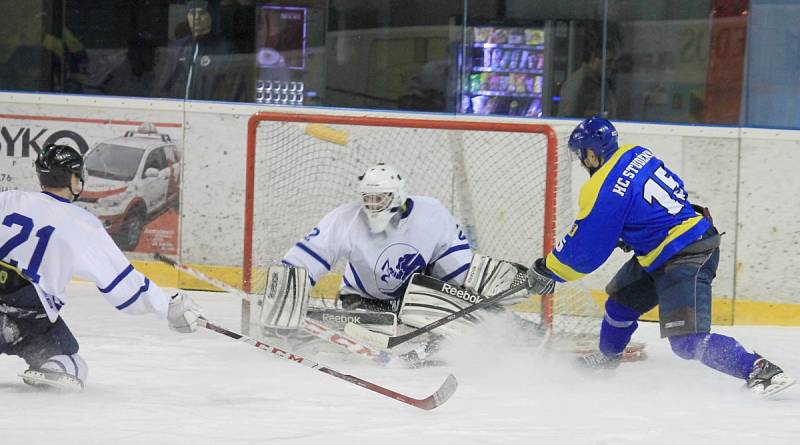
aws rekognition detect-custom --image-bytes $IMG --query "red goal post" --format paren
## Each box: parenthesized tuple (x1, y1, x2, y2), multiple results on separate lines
(243, 111, 561, 332)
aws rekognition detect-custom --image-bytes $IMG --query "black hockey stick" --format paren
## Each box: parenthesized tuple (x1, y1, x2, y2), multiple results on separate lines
(198, 317, 458, 410)
(345, 281, 531, 349)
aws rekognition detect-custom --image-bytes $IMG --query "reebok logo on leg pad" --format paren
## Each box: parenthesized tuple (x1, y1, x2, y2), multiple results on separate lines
(306, 308, 398, 336)
(399, 274, 486, 337)
(441, 282, 483, 304)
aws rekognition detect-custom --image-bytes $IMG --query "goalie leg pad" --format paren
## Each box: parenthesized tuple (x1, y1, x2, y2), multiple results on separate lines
(259, 265, 310, 330)
(464, 253, 531, 306)
(306, 307, 398, 336)
(399, 274, 486, 337)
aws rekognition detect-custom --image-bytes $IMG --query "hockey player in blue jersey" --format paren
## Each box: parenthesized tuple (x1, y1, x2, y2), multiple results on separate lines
(0, 144, 202, 390)
(524, 116, 794, 396)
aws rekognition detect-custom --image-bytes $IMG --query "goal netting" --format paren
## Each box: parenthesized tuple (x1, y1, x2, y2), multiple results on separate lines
(243, 111, 604, 344)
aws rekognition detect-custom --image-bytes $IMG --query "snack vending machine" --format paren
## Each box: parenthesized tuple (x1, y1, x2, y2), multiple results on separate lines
(254, 5, 309, 106)
(461, 25, 546, 117)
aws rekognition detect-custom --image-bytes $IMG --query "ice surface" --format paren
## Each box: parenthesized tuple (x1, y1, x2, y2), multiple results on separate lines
(1, 283, 798, 445)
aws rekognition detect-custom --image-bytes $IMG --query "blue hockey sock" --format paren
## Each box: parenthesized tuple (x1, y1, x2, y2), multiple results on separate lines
(598, 299, 640, 356)
(668, 333, 759, 380)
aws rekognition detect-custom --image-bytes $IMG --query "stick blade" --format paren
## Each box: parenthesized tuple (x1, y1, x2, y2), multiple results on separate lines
(414, 374, 458, 411)
(344, 322, 391, 348)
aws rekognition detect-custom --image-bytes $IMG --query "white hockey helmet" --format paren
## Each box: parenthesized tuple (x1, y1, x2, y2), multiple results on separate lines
(358, 163, 407, 233)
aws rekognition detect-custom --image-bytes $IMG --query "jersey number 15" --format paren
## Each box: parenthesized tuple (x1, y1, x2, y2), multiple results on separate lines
(643, 166, 687, 215)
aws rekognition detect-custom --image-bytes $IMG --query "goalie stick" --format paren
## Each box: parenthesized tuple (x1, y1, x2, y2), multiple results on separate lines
(153, 253, 401, 367)
(199, 317, 458, 410)
(345, 281, 531, 348)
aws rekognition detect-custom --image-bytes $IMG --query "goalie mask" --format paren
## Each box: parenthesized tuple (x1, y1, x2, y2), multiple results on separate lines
(358, 163, 407, 233)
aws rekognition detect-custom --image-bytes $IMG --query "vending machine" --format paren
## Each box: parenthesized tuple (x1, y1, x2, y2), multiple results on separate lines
(253, 5, 308, 105)
(460, 25, 546, 117)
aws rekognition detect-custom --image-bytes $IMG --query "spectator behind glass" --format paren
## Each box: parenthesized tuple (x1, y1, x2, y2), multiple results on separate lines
(399, 58, 452, 112)
(85, 31, 159, 97)
(0, 10, 88, 93)
(557, 29, 618, 119)
(157, 0, 247, 101)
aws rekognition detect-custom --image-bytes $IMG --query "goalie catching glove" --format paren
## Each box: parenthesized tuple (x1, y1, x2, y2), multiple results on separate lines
(464, 253, 532, 306)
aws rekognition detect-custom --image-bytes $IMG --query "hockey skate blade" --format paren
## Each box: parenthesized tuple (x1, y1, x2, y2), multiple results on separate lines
(752, 374, 796, 398)
(19, 371, 84, 392)
(571, 342, 648, 363)
(345, 322, 390, 348)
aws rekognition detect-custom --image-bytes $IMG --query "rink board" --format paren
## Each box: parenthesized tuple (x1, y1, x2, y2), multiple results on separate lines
(131, 261, 800, 327)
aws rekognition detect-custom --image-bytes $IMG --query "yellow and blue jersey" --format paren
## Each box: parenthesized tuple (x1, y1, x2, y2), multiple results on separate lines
(546, 144, 710, 282)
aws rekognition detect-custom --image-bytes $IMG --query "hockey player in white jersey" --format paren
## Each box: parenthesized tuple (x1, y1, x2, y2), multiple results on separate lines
(0, 144, 202, 390)
(258, 163, 531, 360)
(285, 163, 473, 310)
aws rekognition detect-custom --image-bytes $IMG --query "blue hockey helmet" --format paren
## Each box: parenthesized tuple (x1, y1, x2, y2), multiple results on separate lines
(567, 116, 619, 164)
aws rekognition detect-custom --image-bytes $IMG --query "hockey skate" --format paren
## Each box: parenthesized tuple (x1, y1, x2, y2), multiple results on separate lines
(745, 355, 795, 397)
(20, 368, 84, 392)
(575, 350, 622, 370)
(571, 341, 649, 363)
(397, 335, 447, 369)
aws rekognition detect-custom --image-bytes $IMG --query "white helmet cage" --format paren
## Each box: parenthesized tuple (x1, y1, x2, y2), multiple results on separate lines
(358, 163, 407, 233)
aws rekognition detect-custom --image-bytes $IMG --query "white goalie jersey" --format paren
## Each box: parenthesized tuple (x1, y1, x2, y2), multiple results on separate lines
(283, 196, 473, 301)
(0, 190, 171, 322)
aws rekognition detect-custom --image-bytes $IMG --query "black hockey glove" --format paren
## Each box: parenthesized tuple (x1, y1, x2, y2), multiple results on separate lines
(526, 258, 556, 295)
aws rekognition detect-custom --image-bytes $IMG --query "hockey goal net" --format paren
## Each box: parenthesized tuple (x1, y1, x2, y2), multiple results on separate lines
(243, 111, 602, 342)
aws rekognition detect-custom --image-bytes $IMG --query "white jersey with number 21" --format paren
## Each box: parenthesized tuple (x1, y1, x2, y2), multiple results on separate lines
(0, 190, 170, 322)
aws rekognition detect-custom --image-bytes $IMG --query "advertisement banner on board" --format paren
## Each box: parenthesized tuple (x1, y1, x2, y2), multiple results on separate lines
(0, 112, 183, 254)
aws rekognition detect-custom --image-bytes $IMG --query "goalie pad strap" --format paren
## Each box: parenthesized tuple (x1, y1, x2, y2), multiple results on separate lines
(259, 265, 310, 330)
